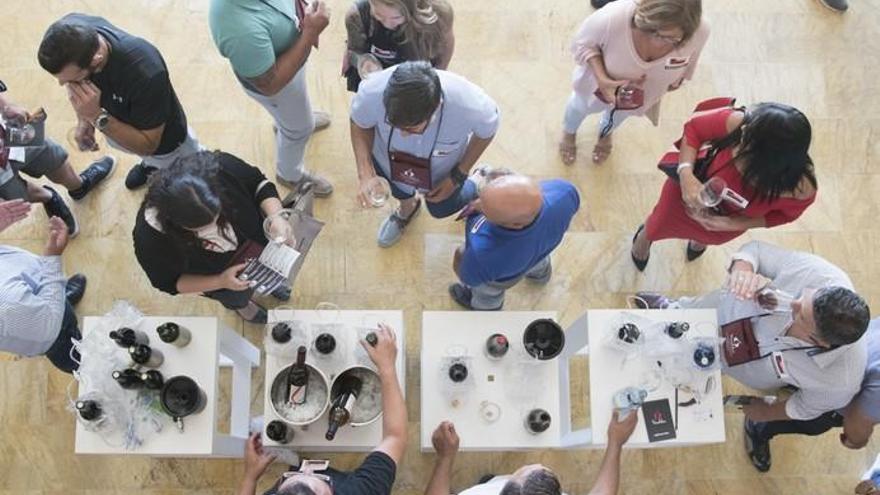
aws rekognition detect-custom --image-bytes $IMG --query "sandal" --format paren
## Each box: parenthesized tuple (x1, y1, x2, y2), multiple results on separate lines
(559, 134, 577, 165)
(592, 134, 613, 164)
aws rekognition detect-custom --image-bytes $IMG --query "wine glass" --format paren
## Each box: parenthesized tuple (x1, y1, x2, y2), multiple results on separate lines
(359, 176, 391, 208)
(698, 177, 727, 208)
(263, 209, 296, 245)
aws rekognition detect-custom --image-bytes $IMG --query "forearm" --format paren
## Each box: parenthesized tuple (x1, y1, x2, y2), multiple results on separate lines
(101, 118, 160, 155)
(589, 443, 622, 495)
(260, 197, 283, 217)
(729, 215, 767, 231)
(585, 54, 611, 81)
(176, 273, 226, 294)
(378, 364, 407, 442)
(351, 122, 377, 179)
(455, 135, 493, 174)
(435, 32, 455, 70)
(237, 475, 259, 495)
(424, 456, 455, 495)
(262, 34, 315, 96)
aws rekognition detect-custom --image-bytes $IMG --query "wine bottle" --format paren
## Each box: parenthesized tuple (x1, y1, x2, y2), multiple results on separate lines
(325, 375, 363, 441)
(287, 346, 309, 405)
(109, 327, 149, 347)
(76, 400, 103, 421)
(157, 322, 192, 347)
(314, 333, 336, 354)
(129, 344, 164, 368)
(266, 420, 295, 444)
(112, 369, 145, 389)
(141, 370, 164, 390)
(271, 323, 292, 343)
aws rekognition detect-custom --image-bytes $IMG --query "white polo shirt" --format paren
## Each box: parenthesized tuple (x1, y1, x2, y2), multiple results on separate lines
(678, 241, 868, 421)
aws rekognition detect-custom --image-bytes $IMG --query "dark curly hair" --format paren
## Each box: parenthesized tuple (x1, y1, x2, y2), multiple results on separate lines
(500, 469, 561, 495)
(813, 286, 870, 347)
(142, 150, 234, 250)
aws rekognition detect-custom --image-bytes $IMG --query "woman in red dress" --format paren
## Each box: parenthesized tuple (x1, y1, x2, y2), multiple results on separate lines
(631, 102, 817, 270)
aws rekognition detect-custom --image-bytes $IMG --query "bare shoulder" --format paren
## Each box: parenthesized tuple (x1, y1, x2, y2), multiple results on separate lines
(725, 110, 745, 134)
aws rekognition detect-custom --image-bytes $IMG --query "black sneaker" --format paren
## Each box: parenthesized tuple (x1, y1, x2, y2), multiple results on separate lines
(42, 186, 79, 237)
(743, 419, 772, 473)
(818, 0, 848, 12)
(65, 273, 87, 305)
(69, 155, 116, 200)
(125, 162, 157, 190)
(271, 285, 291, 301)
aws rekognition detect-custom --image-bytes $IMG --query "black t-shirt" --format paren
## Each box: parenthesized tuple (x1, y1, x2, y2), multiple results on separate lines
(63, 13, 188, 155)
(265, 452, 397, 495)
(132, 152, 279, 294)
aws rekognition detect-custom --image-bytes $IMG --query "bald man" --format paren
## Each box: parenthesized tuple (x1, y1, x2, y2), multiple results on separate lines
(449, 175, 580, 310)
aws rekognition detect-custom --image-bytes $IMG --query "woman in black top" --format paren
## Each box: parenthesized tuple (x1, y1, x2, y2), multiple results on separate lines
(132, 150, 287, 323)
(343, 0, 455, 92)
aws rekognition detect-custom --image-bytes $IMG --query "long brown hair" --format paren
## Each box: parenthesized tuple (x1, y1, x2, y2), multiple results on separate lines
(372, 0, 453, 62)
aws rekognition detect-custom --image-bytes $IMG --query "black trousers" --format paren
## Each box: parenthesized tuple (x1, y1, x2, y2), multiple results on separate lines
(203, 287, 254, 310)
(752, 411, 845, 442)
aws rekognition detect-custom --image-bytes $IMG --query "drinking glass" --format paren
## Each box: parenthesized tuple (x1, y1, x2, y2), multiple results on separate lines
(699, 177, 727, 208)
(360, 176, 391, 208)
(263, 209, 296, 245)
(757, 287, 796, 313)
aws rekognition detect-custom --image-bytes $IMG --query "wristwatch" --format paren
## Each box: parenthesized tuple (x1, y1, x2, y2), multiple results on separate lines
(450, 166, 468, 186)
(94, 109, 111, 131)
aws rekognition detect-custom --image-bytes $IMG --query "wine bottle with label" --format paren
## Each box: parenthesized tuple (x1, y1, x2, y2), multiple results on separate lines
(287, 346, 309, 406)
(325, 375, 363, 441)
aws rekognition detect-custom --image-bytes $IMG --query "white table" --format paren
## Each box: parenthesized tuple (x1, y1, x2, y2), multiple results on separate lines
(263, 309, 405, 451)
(560, 309, 726, 448)
(75, 316, 260, 457)
(420, 311, 561, 451)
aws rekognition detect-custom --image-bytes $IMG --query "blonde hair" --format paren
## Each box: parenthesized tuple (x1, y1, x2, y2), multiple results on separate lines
(633, 0, 702, 42)
(371, 0, 453, 61)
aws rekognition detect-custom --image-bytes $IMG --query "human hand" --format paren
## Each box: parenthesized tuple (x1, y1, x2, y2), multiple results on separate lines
(1, 103, 30, 124)
(44, 216, 70, 256)
(668, 79, 684, 92)
(74, 120, 99, 152)
(356, 172, 380, 208)
(725, 263, 770, 301)
(596, 74, 629, 104)
(425, 177, 457, 203)
(689, 212, 737, 232)
(243, 433, 276, 481)
(302, 0, 330, 48)
(0, 199, 31, 233)
(358, 55, 382, 79)
(361, 322, 397, 373)
(220, 263, 252, 291)
(431, 421, 460, 459)
(607, 410, 638, 447)
(679, 171, 704, 211)
(266, 214, 295, 245)
(66, 81, 103, 123)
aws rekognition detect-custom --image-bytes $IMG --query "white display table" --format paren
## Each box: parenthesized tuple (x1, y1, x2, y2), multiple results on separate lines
(263, 309, 405, 451)
(75, 316, 260, 457)
(420, 311, 561, 451)
(561, 308, 726, 448)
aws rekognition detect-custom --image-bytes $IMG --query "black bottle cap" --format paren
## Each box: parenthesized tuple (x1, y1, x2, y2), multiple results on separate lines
(449, 363, 468, 383)
(76, 400, 102, 421)
(365, 332, 378, 347)
(266, 420, 290, 442)
(315, 333, 336, 354)
(271, 323, 293, 343)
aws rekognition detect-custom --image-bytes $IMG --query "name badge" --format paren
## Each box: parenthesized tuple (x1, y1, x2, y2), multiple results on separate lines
(665, 56, 690, 70)
(770, 351, 789, 380)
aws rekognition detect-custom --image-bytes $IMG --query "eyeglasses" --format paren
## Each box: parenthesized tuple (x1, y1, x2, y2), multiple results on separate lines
(646, 29, 683, 46)
(281, 471, 334, 490)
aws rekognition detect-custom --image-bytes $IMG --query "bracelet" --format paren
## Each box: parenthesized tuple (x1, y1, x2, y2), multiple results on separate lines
(677, 162, 694, 174)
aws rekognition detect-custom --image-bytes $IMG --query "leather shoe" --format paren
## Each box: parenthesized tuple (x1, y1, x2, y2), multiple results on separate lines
(66, 273, 87, 305)
(744, 418, 772, 473)
(630, 224, 650, 272)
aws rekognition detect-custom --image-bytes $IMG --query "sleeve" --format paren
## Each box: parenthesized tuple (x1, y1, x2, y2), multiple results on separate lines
(465, 84, 500, 139)
(458, 246, 493, 287)
(133, 220, 185, 295)
(681, 107, 736, 149)
(219, 153, 279, 203)
(682, 20, 710, 81)
(728, 240, 788, 279)
(348, 451, 397, 495)
(570, 7, 613, 65)
(350, 77, 383, 129)
(764, 197, 815, 228)
(220, 32, 277, 79)
(128, 72, 173, 131)
(345, 4, 370, 54)
(786, 386, 858, 421)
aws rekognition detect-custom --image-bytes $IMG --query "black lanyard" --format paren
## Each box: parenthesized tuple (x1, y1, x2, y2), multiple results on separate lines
(385, 100, 446, 166)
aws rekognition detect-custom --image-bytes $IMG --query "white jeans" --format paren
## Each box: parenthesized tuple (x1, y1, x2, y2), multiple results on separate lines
(106, 126, 202, 169)
(243, 66, 315, 182)
(562, 91, 637, 135)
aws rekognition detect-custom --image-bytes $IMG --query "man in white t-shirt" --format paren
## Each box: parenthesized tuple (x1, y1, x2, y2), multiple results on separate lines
(423, 411, 637, 495)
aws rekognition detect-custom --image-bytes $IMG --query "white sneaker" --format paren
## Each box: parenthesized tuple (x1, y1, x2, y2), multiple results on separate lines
(276, 170, 333, 197)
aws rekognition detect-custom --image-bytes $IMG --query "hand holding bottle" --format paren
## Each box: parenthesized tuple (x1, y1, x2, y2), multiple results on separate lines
(361, 323, 397, 373)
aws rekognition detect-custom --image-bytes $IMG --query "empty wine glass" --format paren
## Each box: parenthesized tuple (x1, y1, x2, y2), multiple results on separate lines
(699, 177, 727, 208)
(357, 54, 382, 80)
(360, 176, 391, 208)
(263, 209, 296, 245)
(757, 287, 796, 313)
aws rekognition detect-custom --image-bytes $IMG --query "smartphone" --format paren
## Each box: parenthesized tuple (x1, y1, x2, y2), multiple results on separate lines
(723, 395, 776, 408)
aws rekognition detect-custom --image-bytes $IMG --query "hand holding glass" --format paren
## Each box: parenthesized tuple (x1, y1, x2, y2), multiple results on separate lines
(263, 209, 296, 245)
(359, 176, 391, 208)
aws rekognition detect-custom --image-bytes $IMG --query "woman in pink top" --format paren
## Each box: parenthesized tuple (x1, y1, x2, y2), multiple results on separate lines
(559, 0, 709, 165)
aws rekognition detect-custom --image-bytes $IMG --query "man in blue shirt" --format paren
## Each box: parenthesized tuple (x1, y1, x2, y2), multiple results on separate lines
(449, 175, 580, 310)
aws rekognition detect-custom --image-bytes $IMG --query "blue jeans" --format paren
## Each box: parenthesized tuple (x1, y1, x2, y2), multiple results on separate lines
(373, 157, 478, 219)
(44, 301, 81, 374)
(469, 257, 552, 310)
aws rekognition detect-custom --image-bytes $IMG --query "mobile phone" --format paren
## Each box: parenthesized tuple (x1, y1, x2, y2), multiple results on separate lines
(723, 395, 776, 407)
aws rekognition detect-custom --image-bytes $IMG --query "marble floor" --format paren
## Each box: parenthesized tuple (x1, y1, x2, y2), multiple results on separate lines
(1, 0, 879, 493)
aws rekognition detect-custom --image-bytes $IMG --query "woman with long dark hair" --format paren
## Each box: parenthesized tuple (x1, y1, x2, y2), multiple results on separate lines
(343, 0, 454, 91)
(630, 102, 818, 270)
(132, 150, 288, 323)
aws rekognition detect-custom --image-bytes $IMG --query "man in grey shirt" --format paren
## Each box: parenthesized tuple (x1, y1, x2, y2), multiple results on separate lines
(0, 201, 87, 373)
(350, 61, 499, 247)
(638, 241, 870, 467)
